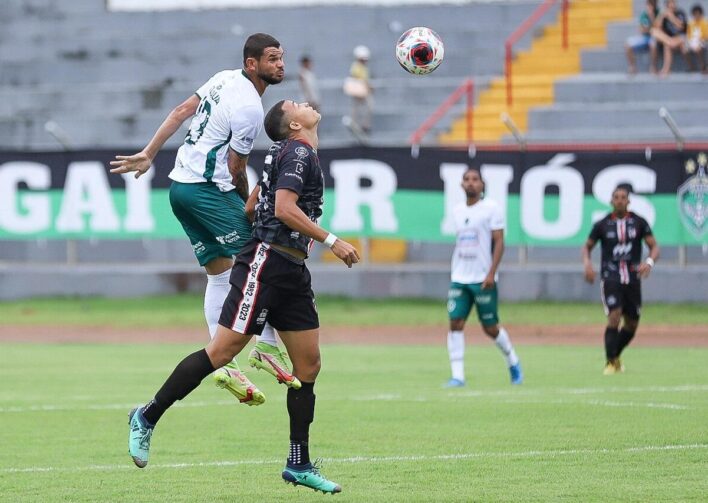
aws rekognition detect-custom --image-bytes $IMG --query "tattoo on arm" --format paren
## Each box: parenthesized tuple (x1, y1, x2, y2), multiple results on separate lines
(233, 169, 249, 202)
(227, 148, 249, 202)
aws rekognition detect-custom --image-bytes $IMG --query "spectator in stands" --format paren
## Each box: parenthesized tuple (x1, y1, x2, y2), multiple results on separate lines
(298, 55, 321, 112)
(684, 4, 708, 72)
(651, 0, 688, 75)
(625, 0, 660, 73)
(344, 45, 373, 135)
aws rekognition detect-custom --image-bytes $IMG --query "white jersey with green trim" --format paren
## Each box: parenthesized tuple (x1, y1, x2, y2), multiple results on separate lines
(450, 198, 505, 284)
(169, 69, 263, 192)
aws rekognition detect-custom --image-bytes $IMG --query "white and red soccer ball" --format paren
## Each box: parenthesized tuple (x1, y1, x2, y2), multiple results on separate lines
(395, 27, 444, 75)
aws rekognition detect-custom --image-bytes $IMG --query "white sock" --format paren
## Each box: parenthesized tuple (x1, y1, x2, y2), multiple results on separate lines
(258, 322, 277, 346)
(447, 330, 465, 381)
(204, 270, 231, 340)
(495, 327, 519, 367)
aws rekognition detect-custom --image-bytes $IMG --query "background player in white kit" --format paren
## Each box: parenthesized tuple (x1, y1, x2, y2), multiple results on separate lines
(445, 168, 523, 387)
(110, 34, 298, 405)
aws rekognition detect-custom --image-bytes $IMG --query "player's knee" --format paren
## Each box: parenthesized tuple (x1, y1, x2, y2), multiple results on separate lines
(450, 319, 465, 331)
(294, 353, 321, 382)
(206, 326, 249, 367)
(482, 324, 499, 337)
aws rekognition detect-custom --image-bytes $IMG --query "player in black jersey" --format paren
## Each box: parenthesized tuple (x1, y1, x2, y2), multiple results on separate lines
(126, 100, 359, 494)
(582, 186, 660, 375)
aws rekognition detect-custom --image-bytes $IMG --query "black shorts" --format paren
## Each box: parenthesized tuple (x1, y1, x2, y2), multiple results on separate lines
(219, 240, 319, 335)
(601, 280, 642, 319)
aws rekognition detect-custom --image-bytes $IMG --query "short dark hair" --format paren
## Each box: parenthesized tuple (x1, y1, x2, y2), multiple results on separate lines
(691, 3, 703, 15)
(613, 184, 631, 197)
(243, 33, 280, 64)
(300, 55, 311, 64)
(264, 100, 289, 142)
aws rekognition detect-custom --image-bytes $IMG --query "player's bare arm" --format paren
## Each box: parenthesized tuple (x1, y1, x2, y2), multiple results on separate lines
(582, 238, 597, 283)
(110, 94, 200, 179)
(638, 235, 660, 278)
(274, 188, 360, 268)
(245, 185, 260, 223)
(483, 229, 505, 289)
(227, 148, 250, 202)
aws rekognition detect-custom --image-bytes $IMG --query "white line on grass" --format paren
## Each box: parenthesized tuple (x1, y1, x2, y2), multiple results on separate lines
(2, 444, 706, 475)
(496, 398, 690, 410)
(1, 384, 706, 413)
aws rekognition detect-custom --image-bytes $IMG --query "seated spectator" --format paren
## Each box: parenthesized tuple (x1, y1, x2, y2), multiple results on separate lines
(651, 0, 688, 75)
(683, 4, 708, 72)
(626, 0, 660, 73)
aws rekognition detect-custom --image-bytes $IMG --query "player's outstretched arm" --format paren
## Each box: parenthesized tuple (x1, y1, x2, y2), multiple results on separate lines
(110, 94, 200, 179)
(582, 238, 596, 283)
(274, 189, 360, 268)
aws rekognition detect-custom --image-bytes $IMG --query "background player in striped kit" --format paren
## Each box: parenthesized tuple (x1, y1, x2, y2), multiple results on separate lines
(583, 185, 660, 374)
(445, 168, 523, 387)
(110, 34, 299, 403)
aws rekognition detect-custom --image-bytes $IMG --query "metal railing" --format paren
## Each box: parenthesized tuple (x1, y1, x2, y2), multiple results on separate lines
(409, 78, 474, 158)
(505, 0, 569, 107)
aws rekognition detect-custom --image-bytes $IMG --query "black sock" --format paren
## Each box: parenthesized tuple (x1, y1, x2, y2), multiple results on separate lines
(617, 328, 635, 355)
(287, 381, 315, 466)
(142, 349, 215, 425)
(604, 327, 620, 361)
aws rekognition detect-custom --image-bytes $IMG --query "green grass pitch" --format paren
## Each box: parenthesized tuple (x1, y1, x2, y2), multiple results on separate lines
(1, 341, 707, 502)
(0, 298, 706, 501)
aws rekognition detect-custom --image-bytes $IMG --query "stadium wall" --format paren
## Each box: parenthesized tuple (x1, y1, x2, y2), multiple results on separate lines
(0, 146, 706, 301)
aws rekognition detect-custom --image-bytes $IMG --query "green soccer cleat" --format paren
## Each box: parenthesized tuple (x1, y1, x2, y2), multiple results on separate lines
(282, 460, 342, 494)
(249, 342, 302, 389)
(213, 363, 266, 406)
(128, 406, 153, 468)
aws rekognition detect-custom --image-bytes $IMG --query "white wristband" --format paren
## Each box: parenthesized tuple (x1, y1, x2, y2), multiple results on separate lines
(645, 257, 654, 268)
(323, 233, 338, 248)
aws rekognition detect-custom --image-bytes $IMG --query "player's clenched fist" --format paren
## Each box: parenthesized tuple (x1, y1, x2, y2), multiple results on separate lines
(331, 239, 360, 268)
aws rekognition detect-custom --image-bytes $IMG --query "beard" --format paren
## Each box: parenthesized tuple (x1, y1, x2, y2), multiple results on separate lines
(465, 189, 479, 198)
(259, 70, 284, 85)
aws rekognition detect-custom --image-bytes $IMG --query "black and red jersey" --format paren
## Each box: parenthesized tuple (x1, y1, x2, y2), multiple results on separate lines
(588, 212, 652, 284)
(252, 139, 324, 256)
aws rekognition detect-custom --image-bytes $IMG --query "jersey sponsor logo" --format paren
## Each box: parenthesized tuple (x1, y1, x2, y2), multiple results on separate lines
(295, 146, 309, 158)
(284, 172, 304, 183)
(264, 155, 273, 165)
(192, 241, 206, 255)
(255, 308, 268, 325)
(240, 136, 254, 146)
(612, 243, 633, 258)
(216, 230, 240, 245)
(475, 294, 492, 304)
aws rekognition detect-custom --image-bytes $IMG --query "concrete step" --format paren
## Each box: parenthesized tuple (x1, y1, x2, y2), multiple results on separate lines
(528, 102, 708, 130)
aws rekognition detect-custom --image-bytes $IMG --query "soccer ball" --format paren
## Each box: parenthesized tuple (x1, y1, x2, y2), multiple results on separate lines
(395, 27, 444, 75)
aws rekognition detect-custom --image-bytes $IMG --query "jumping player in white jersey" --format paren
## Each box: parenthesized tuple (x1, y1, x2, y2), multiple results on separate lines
(445, 168, 523, 387)
(110, 34, 298, 405)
